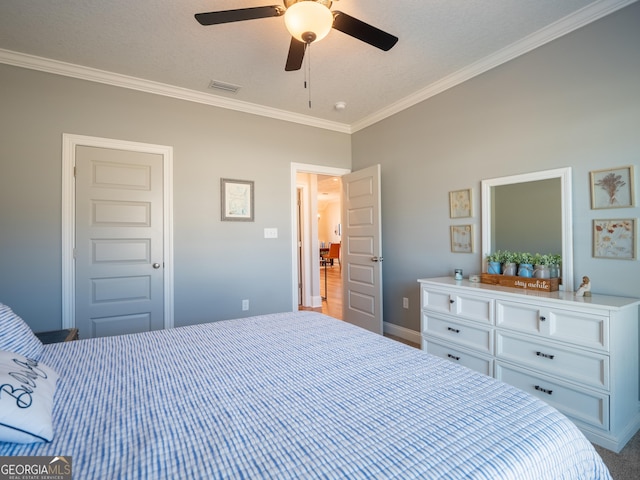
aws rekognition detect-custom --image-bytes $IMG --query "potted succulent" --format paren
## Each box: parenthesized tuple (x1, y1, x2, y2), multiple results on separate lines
(486, 251, 502, 274)
(533, 253, 552, 279)
(501, 250, 518, 276)
(517, 252, 534, 278)
(549, 254, 562, 278)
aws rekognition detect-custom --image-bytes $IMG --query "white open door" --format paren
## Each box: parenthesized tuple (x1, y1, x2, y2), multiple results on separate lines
(341, 165, 383, 334)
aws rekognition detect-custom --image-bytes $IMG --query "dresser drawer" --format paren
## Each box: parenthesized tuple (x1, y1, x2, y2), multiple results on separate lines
(421, 286, 493, 325)
(545, 308, 609, 351)
(423, 313, 493, 354)
(496, 300, 609, 350)
(421, 287, 454, 314)
(496, 362, 609, 430)
(425, 339, 493, 376)
(496, 331, 609, 390)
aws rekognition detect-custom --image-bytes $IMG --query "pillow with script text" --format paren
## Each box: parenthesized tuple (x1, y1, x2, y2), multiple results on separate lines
(0, 350, 59, 443)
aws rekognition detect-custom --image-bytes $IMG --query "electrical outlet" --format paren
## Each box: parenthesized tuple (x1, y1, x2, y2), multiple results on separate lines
(402, 297, 409, 309)
(242, 299, 249, 311)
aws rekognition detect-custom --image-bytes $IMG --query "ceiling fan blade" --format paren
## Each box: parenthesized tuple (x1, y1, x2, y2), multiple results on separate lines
(332, 11, 398, 51)
(195, 6, 284, 26)
(285, 37, 306, 71)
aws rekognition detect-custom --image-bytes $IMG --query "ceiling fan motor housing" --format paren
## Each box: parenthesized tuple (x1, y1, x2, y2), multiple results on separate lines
(302, 32, 317, 44)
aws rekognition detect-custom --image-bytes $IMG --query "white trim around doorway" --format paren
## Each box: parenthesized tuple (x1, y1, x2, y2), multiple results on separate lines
(61, 133, 174, 330)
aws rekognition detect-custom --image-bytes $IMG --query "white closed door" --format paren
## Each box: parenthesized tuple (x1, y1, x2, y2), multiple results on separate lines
(341, 165, 383, 334)
(75, 146, 164, 338)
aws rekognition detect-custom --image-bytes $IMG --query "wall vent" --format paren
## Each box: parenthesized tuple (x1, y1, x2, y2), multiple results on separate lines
(208, 80, 241, 94)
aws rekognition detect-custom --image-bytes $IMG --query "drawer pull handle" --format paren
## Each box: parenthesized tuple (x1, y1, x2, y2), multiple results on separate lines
(447, 327, 460, 334)
(447, 354, 461, 361)
(449, 299, 455, 304)
(540, 316, 546, 321)
(534, 385, 553, 395)
(535, 351, 555, 360)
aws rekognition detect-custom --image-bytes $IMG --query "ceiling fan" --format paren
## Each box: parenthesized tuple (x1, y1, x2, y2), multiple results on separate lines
(195, 0, 398, 71)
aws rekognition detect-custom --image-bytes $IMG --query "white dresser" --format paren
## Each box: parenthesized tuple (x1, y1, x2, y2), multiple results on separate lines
(418, 276, 640, 453)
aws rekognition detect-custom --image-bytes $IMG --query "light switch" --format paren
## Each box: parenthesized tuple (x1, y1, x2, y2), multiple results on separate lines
(264, 228, 278, 239)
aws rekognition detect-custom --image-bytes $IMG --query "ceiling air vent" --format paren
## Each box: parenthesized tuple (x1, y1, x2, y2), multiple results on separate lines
(208, 80, 241, 94)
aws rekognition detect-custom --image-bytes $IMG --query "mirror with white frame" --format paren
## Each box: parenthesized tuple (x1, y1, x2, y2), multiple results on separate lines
(481, 167, 573, 291)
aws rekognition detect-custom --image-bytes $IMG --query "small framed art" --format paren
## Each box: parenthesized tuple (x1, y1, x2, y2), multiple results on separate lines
(221, 178, 254, 222)
(449, 188, 472, 218)
(593, 218, 636, 260)
(590, 166, 635, 209)
(450, 224, 473, 253)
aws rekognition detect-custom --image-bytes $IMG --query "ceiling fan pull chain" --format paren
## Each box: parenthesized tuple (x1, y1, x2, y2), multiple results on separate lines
(303, 43, 308, 91)
(305, 43, 312, 108)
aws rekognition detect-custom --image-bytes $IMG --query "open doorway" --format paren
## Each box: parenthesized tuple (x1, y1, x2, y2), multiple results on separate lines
(317, 174, 343, 319)
(291, 163, 349, 319)
(296, 173, 343, 318)
(292, 163, 386, 335)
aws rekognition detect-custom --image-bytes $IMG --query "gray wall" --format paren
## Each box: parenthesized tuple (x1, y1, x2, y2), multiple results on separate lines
(0, 64, 351, 331)
(352, 3, 640, 332)
(1, 3, 639, 336)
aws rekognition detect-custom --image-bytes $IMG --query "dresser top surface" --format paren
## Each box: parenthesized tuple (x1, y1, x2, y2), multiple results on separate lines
(418, 277, 640, 310)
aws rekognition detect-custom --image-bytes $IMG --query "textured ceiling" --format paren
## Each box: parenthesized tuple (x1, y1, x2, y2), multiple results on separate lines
(0, 0, 634, 132)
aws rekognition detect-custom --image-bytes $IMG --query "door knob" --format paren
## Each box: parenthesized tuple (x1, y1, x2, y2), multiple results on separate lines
(152, 263, 161, 269)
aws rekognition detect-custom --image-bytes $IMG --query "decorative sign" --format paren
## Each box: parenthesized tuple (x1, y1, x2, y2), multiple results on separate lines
(480, 274, 559, 292)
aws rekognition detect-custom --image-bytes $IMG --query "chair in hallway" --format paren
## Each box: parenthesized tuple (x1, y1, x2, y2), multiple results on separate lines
(324, 242, 341, 267)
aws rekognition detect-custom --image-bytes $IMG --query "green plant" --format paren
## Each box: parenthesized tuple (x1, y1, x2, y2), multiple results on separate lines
(550, 254, 562, 265)
(535, 254, 555, 266)
(501, 250, 517, 264)
(518, 252, 534, 264)
(486, 251, 503, 263)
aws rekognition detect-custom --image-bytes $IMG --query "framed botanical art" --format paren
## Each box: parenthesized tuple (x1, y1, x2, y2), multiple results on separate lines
(449, 188, 472, 218)
(590, 166, 635, 209)
(450, 224, 473, 253)
(221, 178, 254, 221)
(593, 218, 636, 260)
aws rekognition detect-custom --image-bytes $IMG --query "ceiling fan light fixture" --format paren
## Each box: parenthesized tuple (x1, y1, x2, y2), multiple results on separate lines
(284, 1, 334, 44)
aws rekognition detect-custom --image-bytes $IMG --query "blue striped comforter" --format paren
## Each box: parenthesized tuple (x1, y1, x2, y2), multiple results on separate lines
(1, 311, 611, 479)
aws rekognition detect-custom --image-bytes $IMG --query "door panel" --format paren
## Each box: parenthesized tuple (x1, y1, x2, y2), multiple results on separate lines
(92, 239, 150, 264)
(92, 313, 152, 338)
(342, 165, 383, 334)
(75, 146, 164, 338)
(92, 200, 151, 226)
(348, 263, 375, 284)
(92, 276, 152, 303)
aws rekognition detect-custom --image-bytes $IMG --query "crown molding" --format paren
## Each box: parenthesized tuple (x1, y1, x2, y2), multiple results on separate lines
(0, 48, 351, 134)
(351, 0, 637, 132)
(0, 0, 634, 135)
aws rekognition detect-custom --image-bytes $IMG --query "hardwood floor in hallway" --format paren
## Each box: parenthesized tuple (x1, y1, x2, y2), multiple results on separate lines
(299, 262, 343, 319)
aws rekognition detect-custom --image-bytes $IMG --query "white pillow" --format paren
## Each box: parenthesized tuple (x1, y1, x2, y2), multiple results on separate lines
(0, 303, 44, 359)
(0, 350, 59, 443)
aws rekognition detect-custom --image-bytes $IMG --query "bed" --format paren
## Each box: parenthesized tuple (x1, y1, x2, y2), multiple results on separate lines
(1, 309, 611, 479)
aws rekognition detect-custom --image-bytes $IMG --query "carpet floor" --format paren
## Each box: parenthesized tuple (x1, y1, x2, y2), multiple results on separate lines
(594, 429, 640, 480)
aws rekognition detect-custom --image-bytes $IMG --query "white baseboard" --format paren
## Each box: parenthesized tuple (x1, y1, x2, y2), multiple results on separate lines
(383, 322, 422, 346)
(310, 296, 323, 308)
